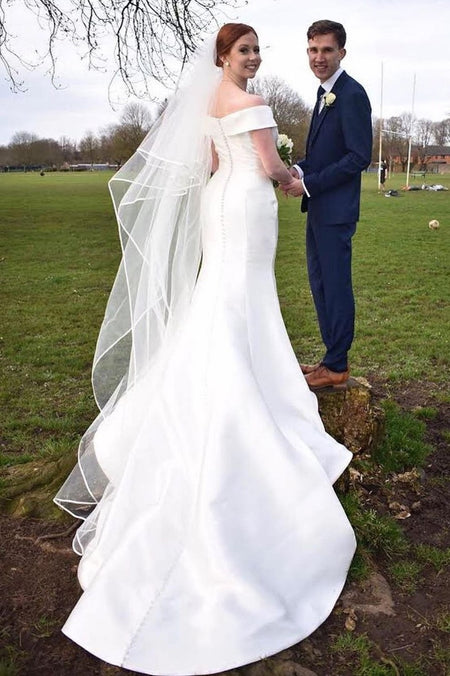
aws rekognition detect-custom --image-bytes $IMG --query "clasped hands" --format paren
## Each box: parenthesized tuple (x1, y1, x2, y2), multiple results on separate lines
(278, 167, 304, 198)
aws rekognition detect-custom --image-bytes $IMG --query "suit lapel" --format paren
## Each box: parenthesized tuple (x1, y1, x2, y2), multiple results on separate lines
(305, 97, 321, 150)
(305, 83, 325, 150)
(309, 106, 329, 146)
(307, 71, 349, 150)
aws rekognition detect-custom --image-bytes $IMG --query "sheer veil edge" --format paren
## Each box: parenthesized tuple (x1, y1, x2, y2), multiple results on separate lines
(54, 36, 222, 543)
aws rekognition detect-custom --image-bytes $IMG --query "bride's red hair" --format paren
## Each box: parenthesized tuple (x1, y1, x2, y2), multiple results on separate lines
(215, 23, 258, 67)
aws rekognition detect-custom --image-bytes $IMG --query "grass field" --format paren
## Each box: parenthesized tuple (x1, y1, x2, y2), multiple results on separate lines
(276, 172, 450, 383)
(0, 170, 449, 467)
(0, 170, 449, 675)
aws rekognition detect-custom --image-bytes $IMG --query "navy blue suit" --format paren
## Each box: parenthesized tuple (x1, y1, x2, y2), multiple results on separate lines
(298, 70, 372, 372)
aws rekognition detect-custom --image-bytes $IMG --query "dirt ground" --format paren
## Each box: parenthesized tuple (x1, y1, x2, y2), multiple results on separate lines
(1, 382, 449, 676)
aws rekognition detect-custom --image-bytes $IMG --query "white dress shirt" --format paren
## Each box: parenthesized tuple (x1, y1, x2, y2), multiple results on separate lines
(318, 67, 343, 112)
(293, 67, 344, 197)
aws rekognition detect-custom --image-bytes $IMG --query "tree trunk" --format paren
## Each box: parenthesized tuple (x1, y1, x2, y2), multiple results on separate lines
(316, 376, 384, 455)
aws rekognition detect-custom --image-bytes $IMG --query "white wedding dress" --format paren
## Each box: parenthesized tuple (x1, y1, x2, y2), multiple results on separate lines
(61, 105, 356, 675)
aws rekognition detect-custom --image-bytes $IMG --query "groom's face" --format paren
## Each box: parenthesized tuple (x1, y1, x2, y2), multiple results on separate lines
(307, 33, 346, 83)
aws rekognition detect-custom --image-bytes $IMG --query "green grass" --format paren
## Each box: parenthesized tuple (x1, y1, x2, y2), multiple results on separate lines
(435, 609, 450, 634)
(388, 559, 422, 594)
(330, 629, 448, 675)
(0, 628, 25, 676)
(330, 633, 399, 675)
(372, 400, 433, 473)
(344, 396, 436, 585)
(393, 661, 428, 676)
(415, 544, 450, 574)
(0, 170, 449, 469)
(0, 657, 20, 676)
(441, 429, 450, 442)
(347, 548, 371, 583)
(31, 615, 59, 639)
(0, 172, 118, 464)
(341, 492, 409, 560)
(276, 171, 450, 383)
(411, 406, 439, 420)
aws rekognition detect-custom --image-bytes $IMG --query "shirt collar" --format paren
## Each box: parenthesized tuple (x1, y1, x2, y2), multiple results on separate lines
(321, 67, 343, 93)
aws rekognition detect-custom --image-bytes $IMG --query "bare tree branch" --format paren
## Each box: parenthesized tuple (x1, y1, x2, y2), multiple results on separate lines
(0, 0, 246, 96)
(383, 113, 414, 171)
(432, 118, 450, 146)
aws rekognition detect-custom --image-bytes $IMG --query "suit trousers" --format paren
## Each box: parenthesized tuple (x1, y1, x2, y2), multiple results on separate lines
(306, 216, 356, 372)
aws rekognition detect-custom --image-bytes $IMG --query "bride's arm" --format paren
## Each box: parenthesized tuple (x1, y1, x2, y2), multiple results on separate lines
(250, 128, 301, 188)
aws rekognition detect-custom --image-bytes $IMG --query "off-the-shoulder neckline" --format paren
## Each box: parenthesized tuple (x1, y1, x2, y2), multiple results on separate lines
(207, 104, 271, 121)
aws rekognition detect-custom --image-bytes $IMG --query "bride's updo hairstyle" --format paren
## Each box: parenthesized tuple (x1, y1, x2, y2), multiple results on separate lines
(215, 23, 258, 67)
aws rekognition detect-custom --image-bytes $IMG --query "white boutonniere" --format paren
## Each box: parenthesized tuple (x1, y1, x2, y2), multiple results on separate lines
(324, 92, 336, 108)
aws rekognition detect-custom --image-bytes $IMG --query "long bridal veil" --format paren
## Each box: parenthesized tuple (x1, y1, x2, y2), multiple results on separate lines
(54, 37, 222, 552)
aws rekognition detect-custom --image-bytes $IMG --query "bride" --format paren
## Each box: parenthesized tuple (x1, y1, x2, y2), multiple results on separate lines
(55, 23, 356, 675)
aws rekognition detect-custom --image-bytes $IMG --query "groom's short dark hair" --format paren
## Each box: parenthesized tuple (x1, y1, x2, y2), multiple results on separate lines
(307, 20, 346, 48)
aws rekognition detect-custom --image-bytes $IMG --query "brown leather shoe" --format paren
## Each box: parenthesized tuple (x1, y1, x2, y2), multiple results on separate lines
(300, 362, 321, 375)
(305, 365, 349, 390)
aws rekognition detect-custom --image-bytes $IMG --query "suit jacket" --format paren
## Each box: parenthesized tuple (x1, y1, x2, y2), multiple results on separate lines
(298, 71, 372, 225)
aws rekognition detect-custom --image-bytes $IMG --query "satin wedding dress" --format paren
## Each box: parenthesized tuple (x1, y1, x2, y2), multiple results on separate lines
(61, 105, 356, 675)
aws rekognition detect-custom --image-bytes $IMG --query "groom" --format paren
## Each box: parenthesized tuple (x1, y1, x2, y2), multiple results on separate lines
(286, 20, 372, 390)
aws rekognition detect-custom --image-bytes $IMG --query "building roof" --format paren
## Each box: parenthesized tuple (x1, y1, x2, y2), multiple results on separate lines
(424, 145, 450, 156)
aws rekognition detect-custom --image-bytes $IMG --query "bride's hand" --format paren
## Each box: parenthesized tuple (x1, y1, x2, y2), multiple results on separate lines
(279, 178, 304, 197)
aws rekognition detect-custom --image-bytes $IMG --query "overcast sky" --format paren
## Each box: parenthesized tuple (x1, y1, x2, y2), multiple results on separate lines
(0, 0, 448, 145)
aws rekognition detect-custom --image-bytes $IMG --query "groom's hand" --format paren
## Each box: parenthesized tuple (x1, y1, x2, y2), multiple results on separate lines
(280, 179, 304, 197)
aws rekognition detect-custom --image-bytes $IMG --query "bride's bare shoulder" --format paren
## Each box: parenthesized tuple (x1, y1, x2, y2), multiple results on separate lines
(211, 90, 268, 117)
(241, 93, 266, 109)
(230, 93, 267, 112)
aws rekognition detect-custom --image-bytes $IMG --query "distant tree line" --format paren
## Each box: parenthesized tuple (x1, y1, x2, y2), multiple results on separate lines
(0, 102, 155, 170)
(1, 82, 449, 172)
(0, 78, 313, 170)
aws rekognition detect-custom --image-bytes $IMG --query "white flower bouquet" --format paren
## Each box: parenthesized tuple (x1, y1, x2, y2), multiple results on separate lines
(277, 133, 294, 165)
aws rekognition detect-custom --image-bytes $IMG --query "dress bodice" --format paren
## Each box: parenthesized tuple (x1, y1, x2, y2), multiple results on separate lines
(205, 105, 277, 174)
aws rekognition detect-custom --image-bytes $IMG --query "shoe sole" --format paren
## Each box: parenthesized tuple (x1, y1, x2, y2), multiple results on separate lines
(309, 382, 348, 391)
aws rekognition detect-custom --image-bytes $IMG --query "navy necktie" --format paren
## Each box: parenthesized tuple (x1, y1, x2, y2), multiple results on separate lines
(316, 86, 325, 115)
(311, 85, 325, 135)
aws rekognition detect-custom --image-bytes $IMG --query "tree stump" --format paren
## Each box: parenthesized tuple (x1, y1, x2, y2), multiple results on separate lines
(315, 376, 384, 454)
(0, 451, 77, 519)
(0, 378, 383, 518)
